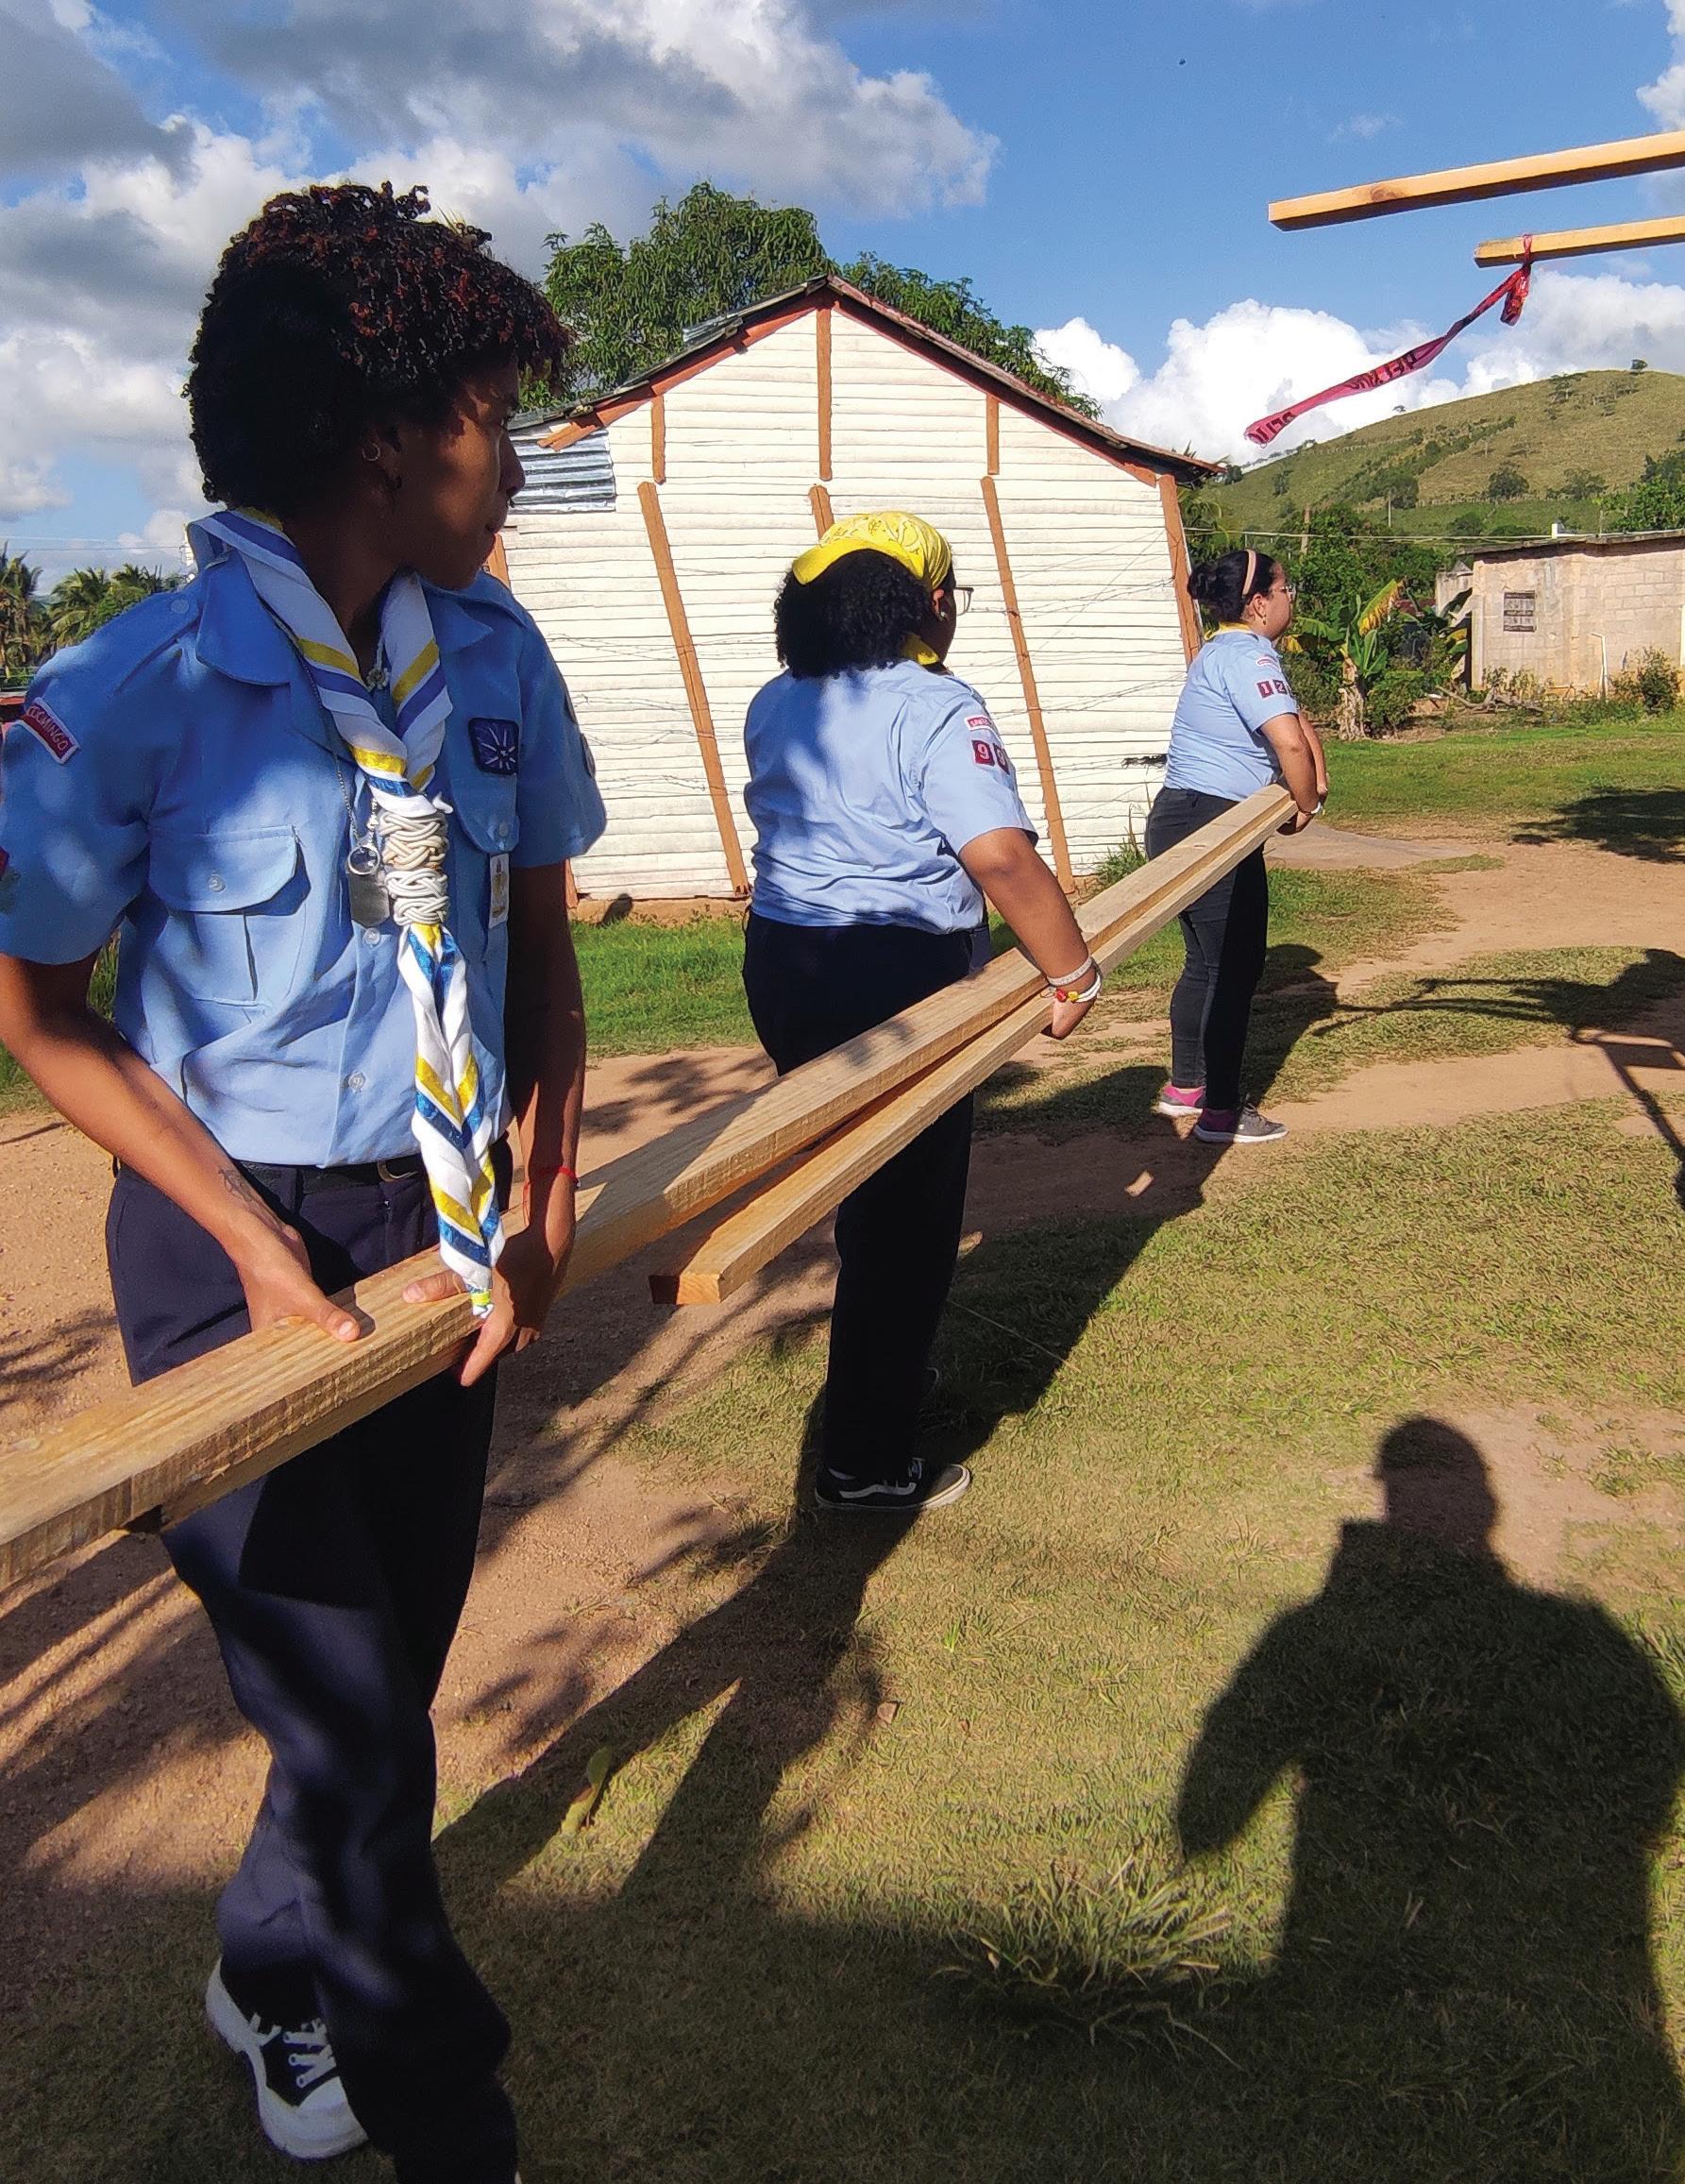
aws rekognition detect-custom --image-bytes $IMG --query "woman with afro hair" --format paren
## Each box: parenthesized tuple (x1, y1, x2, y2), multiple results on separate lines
(0, 184, 605, 2183)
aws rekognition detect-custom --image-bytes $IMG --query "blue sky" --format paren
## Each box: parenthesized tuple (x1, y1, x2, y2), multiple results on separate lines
(8, 0, 1685, 577)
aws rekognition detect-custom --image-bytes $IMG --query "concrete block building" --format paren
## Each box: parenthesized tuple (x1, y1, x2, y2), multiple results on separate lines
(1460, 531, 1685, 693)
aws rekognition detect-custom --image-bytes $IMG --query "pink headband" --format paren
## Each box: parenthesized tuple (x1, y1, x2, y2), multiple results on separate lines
(1243, 549, 1257, 599)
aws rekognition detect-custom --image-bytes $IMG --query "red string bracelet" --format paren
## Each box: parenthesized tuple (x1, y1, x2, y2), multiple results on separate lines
(527, 1161, 579, 1185)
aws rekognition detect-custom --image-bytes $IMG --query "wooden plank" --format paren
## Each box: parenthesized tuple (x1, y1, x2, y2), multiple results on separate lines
(0, 794, 1288, 1591)
(1272, 128, 1685, 230)
(981, 474, 1073, 892)
(1159, 472, 1204, 666)
(817, 304, 833, 481)
(808, 483, 834, 537)
(986, 392, 1001, 478)
(651, 392, 666, 484)
(637, 480, 750, 896)
(653, 786, 1295, 1305)
(1475, 215, 1685, 266)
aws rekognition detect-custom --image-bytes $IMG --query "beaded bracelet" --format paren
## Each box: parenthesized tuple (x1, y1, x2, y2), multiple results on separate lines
(1047, 959, 1103, 1006)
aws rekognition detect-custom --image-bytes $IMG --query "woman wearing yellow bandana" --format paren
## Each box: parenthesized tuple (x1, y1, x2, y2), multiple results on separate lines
(742, 512, 1100, 1515)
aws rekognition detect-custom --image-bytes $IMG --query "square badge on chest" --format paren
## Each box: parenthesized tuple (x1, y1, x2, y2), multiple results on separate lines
(468, 717, 519, 776)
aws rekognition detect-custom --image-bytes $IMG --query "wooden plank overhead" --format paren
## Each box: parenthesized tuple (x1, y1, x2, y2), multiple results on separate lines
(1272, 127, 1685, 229)
(1475, 215, 1685, 266)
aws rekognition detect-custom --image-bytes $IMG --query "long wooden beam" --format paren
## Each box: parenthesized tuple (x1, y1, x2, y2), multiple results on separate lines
(982, 475, 1073, 892)
(1475, 215, 1685, 267)
(653, 787, 1295, 1305)
(638, 481, 750, 896)
(1272, 128, 1685, 230)
(0, 806, 1272, 1589)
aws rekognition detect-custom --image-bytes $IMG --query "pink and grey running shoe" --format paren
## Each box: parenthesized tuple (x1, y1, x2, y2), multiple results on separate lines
(1154, 1082, 1205, 1120)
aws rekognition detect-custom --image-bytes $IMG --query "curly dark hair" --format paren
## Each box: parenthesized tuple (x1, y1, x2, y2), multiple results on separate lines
(774, 550, 935, 679)
(187, 182, 570, 515)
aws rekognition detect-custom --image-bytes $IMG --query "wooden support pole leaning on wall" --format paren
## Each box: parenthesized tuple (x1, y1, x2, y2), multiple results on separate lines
(809, 483, 834, 537)
(482, 533, 511, 585)
(638, 480, 749, 895)
(980, 474, 1073, 891)
(1475, 215, 1685, 266)
(0, 795, 1289, 1592)
(1272, 127, 1685, 229)
(653, 787, 1295, 1305)
(816, 304, 833, 482)
(1158, 471, 1203, 665)
(986, 392, 1001, 478)
(651, 392, 666, 485)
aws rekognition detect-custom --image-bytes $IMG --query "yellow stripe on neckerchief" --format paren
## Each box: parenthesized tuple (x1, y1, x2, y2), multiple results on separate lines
(189, 509, 503, 1315)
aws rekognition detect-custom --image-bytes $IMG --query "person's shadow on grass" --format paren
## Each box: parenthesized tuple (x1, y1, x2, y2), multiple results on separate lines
(1176, 1416, 1685, 2177)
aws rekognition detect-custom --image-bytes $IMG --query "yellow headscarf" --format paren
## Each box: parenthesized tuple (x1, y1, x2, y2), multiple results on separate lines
(790, 511, 954, 669)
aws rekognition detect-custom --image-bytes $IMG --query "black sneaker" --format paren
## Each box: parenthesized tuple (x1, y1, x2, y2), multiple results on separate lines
(206, 1959, 367, 2160)
(814, 1458, 971, 1514)
(1192, 1103, 1288, 1146)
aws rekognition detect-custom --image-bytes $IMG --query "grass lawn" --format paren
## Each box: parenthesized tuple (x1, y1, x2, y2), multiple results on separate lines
(17, 1102, 1684, 2180)
(1325, 710, 1685, 853)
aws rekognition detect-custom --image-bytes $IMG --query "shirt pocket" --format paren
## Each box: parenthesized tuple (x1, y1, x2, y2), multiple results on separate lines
(149, 826, 306, 1007)
(448, 774, 520, 959)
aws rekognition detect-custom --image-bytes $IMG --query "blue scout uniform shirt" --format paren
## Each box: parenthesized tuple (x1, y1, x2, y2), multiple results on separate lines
(744, 658, 1036, 933)
(1161, 628, 1300, 802)
(0, 543, 606, 1164)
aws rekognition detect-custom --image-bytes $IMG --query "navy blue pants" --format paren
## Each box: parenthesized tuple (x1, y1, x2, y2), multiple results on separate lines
(742, 912, 976, 1480)
(108, 1161, 515, 2184)
(1144, 785, 1271, 1111)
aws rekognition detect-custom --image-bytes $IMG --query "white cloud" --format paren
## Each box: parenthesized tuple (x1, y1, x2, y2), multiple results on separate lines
(1037, 267, 1685, 466)
(1331, 111, 1398, 143)
(1640, 0, 1685, 125)
(2, 0, 993, 551)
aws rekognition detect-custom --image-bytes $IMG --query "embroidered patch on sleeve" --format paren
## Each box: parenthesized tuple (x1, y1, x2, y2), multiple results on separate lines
(467, 717, 519, 776)
(971, 739, 998, 768)
(19, 698, 78, 764)
(1256, 682, 1276, 700)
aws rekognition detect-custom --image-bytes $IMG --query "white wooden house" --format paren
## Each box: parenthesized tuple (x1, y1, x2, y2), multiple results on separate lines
(494, 276, 1216, 900)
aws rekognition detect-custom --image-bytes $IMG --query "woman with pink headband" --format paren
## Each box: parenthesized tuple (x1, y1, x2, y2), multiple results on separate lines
(1143, 546, 1325, 1145)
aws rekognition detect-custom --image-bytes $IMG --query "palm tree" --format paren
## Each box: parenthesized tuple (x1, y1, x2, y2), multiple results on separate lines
(0, 546, 43, 686)
(44, 561, 180, 652)
(45, 566, 115, 651)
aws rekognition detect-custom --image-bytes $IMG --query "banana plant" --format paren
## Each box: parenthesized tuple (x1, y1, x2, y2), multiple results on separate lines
(1283, 578, 1405, 681)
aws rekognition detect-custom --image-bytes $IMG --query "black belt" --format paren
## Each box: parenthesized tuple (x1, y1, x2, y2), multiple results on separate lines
(244, 1153, 425, 1195)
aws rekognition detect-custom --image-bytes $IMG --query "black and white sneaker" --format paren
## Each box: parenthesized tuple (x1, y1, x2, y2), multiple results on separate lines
(206, 1959, 367, 2161)
(814, 1458, 971, 1515)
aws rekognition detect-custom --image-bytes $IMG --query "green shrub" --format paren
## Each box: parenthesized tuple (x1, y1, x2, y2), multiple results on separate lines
(1367, 667, 1430, 735)
(1609, 648, 1681, 716)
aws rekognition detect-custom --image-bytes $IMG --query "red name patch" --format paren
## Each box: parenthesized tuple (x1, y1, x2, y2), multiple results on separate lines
(20, 698, 77, 764)
(1256, 682, 1275, 699)
(972, 738, 998, 768)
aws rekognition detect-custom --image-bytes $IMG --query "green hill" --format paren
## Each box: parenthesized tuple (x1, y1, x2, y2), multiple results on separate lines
(1210, 367, 1685, 548)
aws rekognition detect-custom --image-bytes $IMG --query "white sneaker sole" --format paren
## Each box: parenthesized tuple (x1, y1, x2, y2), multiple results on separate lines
(206, 1964, 368, 2162)
(1154, 1101, 1201, 1120)
(1191, 1126, 1288, 1146)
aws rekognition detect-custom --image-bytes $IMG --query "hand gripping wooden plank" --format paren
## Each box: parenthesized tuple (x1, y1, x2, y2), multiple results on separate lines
(0, 787, 1290, 1591)
(651, 787, 1295, 1306)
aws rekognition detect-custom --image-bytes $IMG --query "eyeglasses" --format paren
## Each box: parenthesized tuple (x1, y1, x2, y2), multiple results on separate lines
(952, 584, 974, 616)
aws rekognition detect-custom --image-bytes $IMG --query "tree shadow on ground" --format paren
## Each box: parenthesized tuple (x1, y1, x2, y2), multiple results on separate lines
(1514, 787, 1685, 863)
(14, 1418, 1685, 2183)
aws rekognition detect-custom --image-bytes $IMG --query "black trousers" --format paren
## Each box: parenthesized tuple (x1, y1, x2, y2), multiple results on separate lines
(742, 912, 976, 1480)
(1144, 785, 1271, 1111)
(108, 1162, 515, 2184)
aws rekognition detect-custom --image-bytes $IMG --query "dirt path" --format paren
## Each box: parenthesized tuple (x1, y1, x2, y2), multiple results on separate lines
(5, 824, 1684, 2013)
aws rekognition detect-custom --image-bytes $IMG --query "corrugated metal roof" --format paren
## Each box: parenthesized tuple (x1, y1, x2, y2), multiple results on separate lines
(510, 419, 615, 512)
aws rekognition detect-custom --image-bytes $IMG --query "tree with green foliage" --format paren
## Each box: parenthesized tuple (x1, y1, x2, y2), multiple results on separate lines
(1488, 463, 1530, 501)
(0, 547, 43, 686)
(45, 562, 179, 650)
(1562, 469, 1608, 501)
(544, 181, 1097, 416)
(1605, 449, 1685, 533)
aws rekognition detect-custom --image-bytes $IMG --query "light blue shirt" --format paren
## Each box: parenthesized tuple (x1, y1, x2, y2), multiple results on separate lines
(744, 659, 1036, 933)
(0, 544, 605, 1164)
(1161, 629, 1299, 802)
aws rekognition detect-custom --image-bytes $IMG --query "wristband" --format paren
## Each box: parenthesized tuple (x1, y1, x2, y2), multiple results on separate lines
(528, 1161, 579, 1185)
(1049, 965, 1103, 1006)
